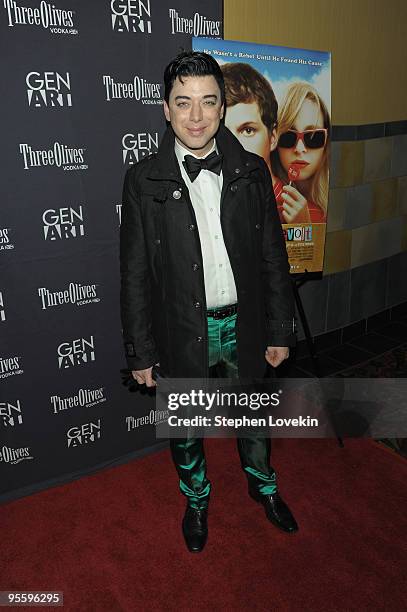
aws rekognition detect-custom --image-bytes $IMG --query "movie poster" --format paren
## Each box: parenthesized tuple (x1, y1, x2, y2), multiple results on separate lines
(193, 37, 331, 274)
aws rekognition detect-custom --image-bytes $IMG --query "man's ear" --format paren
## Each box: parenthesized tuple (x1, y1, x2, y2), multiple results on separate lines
(270, 127, 278, 152)
(163, 100, 171, 123)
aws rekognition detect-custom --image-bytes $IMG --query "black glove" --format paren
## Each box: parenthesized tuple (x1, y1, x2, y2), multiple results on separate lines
(120, 368, 139, 392)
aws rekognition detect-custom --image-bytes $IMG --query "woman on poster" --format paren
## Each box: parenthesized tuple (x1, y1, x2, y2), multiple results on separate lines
(272, 82, 330, 225)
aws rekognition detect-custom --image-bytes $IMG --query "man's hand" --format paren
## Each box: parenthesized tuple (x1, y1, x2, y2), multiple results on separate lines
(265, 346, 289, 368)
(132, 366, 156, 387)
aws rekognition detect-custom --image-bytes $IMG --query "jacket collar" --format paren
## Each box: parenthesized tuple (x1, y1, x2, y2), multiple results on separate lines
(146, 123, 258, 183)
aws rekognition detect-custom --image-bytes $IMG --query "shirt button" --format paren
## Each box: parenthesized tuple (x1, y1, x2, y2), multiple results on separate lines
(154, 239, 161, 244)
(221, 290, 225, 294)
(196, 336, 203, 342)
(230, 184, 238, 192)
(194, 301, 201, 308)
(234, 168, 241, 174)
(255, 223, 261, 229)
(192, 263, 199, 271)
(219, 264, 223, 268)
(214, 235, 219, 239)
(188, 224, 196, 231)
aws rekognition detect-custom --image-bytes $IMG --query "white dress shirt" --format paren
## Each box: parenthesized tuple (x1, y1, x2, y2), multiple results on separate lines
(174, 138, 237, 309)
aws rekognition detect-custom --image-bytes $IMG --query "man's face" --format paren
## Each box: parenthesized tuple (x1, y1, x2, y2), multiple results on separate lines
(224, 101, 276, 169)
(164, 75, 224, 157)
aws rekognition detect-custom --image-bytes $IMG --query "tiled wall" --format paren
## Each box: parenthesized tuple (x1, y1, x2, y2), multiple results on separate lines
(297, 122, 407, 340)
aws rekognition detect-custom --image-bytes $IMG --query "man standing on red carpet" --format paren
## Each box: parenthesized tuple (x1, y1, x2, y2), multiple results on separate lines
(120, 51, 298, 552)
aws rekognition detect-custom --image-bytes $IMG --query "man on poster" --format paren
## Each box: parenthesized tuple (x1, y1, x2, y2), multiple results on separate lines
(120, 51, 298, 553)
(221, 62, 311, 224)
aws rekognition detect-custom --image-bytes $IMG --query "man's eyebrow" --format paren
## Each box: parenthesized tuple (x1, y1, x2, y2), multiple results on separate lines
(174, 94, 218, 100)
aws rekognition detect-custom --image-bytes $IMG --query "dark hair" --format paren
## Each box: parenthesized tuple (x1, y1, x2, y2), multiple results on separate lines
(221, 63, 277, 131)
(164, 51, 225, 105)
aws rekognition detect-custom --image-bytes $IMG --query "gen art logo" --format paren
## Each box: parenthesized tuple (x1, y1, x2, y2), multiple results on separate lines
(111, 0, 152, 33)
(42, 206, 85, 241)
(57, 335, 96, 369)
(67, 419, 101, 448)
(122, 131, 159, 165)
(0, 399, 23, 427)
(26, 71, 72, 107)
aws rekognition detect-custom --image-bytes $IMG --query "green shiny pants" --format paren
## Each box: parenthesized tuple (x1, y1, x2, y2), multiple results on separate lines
(169, 313, 277, 510)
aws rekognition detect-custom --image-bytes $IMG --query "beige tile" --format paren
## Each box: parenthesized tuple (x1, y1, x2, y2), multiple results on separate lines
(344, 184, 373, 229)
(351, 218, 402, 268)
(327, 188, 347, 232)
(323, 230, 352, 274)
(371, 178, 398, 221)
(335, 141, 365, 188)
(398, 176, 407, 214)
(363, 137, 392, 183)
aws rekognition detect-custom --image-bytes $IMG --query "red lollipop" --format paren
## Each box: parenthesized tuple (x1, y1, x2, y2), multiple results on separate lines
(288, 163, 301, 185)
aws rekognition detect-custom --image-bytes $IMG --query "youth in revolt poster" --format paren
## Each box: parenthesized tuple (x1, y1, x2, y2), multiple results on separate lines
(193, 37, 331, 274)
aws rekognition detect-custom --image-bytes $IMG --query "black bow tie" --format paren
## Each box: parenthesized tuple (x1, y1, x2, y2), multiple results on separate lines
(182, 151, 223, 182)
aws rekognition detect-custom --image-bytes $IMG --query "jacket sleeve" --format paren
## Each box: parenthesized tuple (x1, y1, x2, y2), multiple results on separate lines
(260, 158, 297, 347)
(120, 166, 159, 370)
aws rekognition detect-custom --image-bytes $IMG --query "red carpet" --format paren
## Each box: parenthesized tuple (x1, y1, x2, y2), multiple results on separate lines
(1, 439, 406, 611)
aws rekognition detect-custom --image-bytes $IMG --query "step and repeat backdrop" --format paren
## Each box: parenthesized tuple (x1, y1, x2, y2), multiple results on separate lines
(0, 0, 223, 502)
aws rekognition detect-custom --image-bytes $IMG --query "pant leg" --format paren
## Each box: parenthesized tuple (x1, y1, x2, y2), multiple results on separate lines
(236, 437, 277, 495)
(169, 437, 210, 510)
(168, 318, 222, 509)
(217, 314, 277, 496)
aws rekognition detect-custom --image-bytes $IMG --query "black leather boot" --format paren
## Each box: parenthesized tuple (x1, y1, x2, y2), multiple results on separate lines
(249, 489, 298, 533)
(182, 505, 208, 552)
